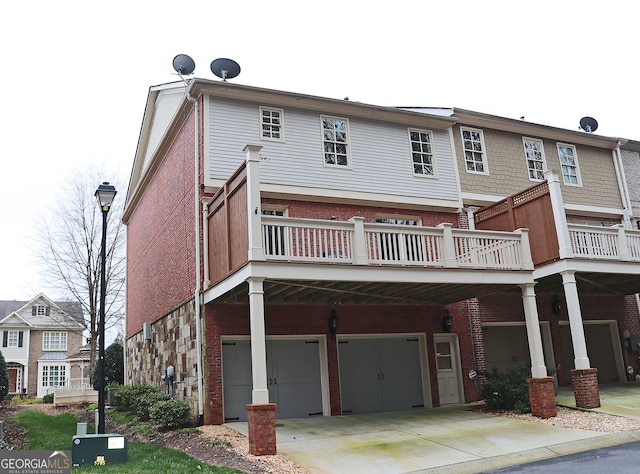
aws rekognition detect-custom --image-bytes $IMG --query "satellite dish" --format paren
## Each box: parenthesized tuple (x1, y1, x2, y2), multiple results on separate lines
(579, 116, 598, 133)
(172, 54, 196, 76)
(210, 58, 241, 81)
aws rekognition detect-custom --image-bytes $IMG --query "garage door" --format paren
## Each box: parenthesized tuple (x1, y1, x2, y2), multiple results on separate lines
(482, 326, 531, 373)
(560, 323, 620, 383)
(338, 337, 423, 414)
(222, 339, 323, 422)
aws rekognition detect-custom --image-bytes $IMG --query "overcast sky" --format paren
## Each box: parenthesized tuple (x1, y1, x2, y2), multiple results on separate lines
(1, 1, 639, 301)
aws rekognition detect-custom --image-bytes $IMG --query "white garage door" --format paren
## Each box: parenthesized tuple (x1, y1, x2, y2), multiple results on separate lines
(338, 337, 424, 414)
(222, 339, 323, 422)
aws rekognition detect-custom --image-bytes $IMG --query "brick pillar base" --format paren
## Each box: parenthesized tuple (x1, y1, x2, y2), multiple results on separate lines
(527, 376, 557, 419)
(246, 403, 277, 456)
(571, 368, 600, 409)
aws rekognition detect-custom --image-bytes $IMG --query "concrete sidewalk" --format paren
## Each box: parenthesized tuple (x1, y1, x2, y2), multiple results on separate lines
(227, 383, 640, 473)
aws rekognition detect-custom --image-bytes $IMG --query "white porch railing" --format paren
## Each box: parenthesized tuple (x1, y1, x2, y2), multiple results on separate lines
(261, 216, 532, 270)
(52, 378, 98, 405)
(568, 224, 640, 261)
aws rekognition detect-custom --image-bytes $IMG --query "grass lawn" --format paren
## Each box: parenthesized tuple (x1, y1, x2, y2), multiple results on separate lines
(12, 410, 244, 473)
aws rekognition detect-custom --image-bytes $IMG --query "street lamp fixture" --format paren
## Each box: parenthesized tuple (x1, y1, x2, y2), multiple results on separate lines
(94, 181, 116, 434)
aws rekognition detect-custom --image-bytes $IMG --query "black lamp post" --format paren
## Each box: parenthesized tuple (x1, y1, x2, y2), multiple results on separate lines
(94, 182, 117, 434)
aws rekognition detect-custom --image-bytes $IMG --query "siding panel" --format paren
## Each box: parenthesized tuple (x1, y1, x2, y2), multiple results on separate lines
(208, 97, 459, 204)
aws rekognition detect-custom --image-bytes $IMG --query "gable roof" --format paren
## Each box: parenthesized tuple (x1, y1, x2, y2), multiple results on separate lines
(0, 294, 84, 328)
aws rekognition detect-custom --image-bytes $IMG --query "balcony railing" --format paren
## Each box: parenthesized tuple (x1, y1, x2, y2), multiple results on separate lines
(261, 216, 532, 270)
(568, 224, 640, 261)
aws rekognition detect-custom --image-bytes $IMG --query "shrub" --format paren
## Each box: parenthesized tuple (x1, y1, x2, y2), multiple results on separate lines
(0, 351, 8, 401)
(136, 392, 171, 421)
(42, 393, 54, 404)
(479, 362, 532, 413)
(149, 399, 192, 429)
(112, 384, 161, 414)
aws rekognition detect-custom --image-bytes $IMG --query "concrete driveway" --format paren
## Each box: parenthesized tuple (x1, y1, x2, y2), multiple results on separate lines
(228, 384, 640, 473)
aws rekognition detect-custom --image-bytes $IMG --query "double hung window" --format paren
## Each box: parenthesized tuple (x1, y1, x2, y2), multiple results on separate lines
(523, 138, 546, 181)
(557, 143, 581, 185)
(461, 127, 488, 174)
(321, 116, 350, 167)
(409, 129, 436, 176)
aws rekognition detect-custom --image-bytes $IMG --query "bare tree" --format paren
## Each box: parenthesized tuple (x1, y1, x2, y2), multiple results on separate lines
(36, 167, 126, 371)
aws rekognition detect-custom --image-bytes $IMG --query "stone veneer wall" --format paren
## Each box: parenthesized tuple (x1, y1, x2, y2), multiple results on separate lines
(125, 299, 205, 417)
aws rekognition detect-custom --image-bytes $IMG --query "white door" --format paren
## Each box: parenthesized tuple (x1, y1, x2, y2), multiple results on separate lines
(435, 336, 461, 405)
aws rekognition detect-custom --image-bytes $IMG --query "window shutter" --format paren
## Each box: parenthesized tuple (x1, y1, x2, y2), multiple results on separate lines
(18, 331, 23, 348)
(32, 306, 36, 316)
(2, 331, 7, 348)
(45, 306, 50, 316)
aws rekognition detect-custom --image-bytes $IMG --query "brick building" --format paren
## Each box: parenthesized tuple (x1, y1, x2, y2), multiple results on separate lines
(124, 79, 640, 454)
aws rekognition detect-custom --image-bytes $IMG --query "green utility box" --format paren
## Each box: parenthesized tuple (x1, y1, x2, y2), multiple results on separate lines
(71, 434, 128, 466)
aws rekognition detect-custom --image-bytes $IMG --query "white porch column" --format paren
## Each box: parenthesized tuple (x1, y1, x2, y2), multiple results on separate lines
(244, 145, 265, 261)
(544, 170, 573, 259)
(561, 270, 590, 369)
(521, 283, 547, 378)
(248, 277, 269, 404)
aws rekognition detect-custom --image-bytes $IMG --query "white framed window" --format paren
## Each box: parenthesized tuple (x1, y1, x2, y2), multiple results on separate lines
(260, 107, 284, 142)
(42, 365, 66, 387)
(43, 332, 67, 351)
(556, 143, 582, 186)
(3, 330, 23, 348)
(523, 137, 547, 181)
(409, 129, 436, 177)
(460, 127, 488, 174)
(321, 116, 350, 167)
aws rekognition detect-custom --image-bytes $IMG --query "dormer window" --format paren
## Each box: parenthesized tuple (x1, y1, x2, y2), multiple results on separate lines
(32, 305, 50, 316)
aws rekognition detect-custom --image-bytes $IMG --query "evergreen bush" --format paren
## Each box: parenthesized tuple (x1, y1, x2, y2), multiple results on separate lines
(111, 384, 160, 414)
(149, 399, 192, 429)
(0, 351, 9, 401)
(479, 362, 532, 412)
(42, 393, 54, 404)
(136, 392, 172, 421)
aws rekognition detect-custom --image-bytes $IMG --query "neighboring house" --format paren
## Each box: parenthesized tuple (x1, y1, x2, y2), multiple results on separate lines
(124, 80, 551, 454)
(0, 294, 85, 398)
(433, 108, 640, 408)
(620, 140, 640, 227)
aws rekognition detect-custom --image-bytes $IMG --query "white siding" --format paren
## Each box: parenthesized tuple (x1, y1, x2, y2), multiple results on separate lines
(208, 97, 459, 203)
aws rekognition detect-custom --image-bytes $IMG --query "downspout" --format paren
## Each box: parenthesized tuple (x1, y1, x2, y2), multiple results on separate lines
(187, 87, 205, 423)
(612, 141, 633, 229)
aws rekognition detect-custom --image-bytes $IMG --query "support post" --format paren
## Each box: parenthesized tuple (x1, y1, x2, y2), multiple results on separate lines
(561, 271, 590, 369)
(244, 145, 265, 261)
(246, 277, 276, 455)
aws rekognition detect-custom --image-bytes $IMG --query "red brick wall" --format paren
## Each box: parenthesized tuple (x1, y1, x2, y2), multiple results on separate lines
(205, 302, 477, 424)
(262, 198, 459, 227)
(475, 292, 636, 386)
(126, 110, 198, 337)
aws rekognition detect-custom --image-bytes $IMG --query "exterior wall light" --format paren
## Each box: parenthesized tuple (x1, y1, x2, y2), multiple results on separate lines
(443, 309, 453, 332)
(328, 309, 339, 338)
(551, 295, 563, 314)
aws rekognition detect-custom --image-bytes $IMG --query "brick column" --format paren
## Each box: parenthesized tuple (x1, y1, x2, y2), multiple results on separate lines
(246, 403, 277, 455)
(527, 377, 557, 419)
(571, 368, 600, 409)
